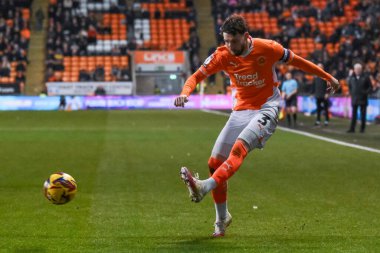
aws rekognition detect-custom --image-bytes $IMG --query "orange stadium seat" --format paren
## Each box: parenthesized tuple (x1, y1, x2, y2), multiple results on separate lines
(0, 4, 31, 88)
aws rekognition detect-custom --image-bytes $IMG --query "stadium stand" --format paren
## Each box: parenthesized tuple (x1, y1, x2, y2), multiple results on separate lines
(46, 0, 132, 83)
(135, 0, 196, 50)
(46, 0, 199, 84)
(41, 0, 380, 98)
(0, 0, 31, 94)
(211, 0, 380, 97)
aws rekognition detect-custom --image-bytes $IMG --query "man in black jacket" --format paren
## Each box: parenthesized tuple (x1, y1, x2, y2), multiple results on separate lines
(347, 63, 372, 133)
(311, 63, 330, 126)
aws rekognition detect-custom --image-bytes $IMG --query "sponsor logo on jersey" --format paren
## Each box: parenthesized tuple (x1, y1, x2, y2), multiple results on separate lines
(233, 72, 266, 88)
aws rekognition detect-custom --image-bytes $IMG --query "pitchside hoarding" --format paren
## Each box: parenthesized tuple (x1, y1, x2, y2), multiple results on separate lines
(82, 95, 233, 109)
(0, 96, 83, 110)
(46, 82, 133, 96)
(0, 95, 378, 121)
(297, 96, 379, 121)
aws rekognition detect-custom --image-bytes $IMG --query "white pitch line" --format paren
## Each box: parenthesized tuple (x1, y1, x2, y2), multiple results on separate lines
(201, 109, 380, 155)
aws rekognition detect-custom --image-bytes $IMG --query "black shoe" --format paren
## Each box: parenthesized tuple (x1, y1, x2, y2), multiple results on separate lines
(347, 129, 355, 133)
(360, 129, 365, 133)
(314, 121, 320, 126)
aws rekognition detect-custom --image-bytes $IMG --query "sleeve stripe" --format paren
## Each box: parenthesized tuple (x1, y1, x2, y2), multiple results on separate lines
(287, 50, 295, 64)
(280, 48, 290, 63)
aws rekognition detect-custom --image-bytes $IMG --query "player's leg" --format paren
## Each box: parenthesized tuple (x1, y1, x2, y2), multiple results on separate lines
(315, 98, 322, 125)
(323, 98, 329, 125)
(208, 157, 227, 212)
(208, 110, 253, 236)
(180, 111, 252, 236)
(285, 100, 292, 126)
(212, 106, 278, 184)
(360, 104, 367, 133)
(348, 104, 358, 132)
(291, 96, 297, 126)
(208, 112, 250, 208)
(180, 110, 251, 201)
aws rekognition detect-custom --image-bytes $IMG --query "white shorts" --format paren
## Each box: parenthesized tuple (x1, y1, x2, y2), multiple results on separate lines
(211, 106, 279, 159)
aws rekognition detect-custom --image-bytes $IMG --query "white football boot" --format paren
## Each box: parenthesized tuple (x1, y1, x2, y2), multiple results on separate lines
(213, 211, 232, 237)
(180, 167, 205, 203)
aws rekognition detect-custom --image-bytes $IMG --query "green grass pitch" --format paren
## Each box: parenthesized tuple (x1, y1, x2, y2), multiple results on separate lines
(0, 110, 379, 252)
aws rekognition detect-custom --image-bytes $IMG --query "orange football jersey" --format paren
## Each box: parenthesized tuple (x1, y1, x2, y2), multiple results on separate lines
(181, 36, 333, 111)
(200, 37, 285, 110)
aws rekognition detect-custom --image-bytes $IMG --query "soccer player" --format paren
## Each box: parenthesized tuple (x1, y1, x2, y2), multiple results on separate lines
(174, 14, 339, 237)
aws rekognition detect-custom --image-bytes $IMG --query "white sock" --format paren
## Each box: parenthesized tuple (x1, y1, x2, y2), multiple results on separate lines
(215, 202, 227, 221)
(202, 177, 217, 193)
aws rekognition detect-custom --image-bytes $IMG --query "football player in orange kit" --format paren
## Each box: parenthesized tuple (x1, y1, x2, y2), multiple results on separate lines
(174, 14, 339, 237)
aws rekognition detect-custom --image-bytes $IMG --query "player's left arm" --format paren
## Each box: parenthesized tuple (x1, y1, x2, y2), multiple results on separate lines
(272, 41, 340, 93)
(289, 55, 339, 93)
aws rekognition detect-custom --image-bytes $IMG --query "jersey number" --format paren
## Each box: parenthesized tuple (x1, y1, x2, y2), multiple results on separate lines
(258, 115, 271, 126)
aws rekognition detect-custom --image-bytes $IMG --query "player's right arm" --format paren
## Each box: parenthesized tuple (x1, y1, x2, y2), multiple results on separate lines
(174, 50, 224, 107)
(174, 69, 207, 107)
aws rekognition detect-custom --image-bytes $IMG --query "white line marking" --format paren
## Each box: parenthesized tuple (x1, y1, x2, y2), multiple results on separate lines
(201, 109, 380, 155)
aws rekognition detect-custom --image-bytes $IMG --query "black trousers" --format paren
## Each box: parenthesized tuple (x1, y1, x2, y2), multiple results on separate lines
(316, 98, 329, 122)
(349, 104, 367, 131)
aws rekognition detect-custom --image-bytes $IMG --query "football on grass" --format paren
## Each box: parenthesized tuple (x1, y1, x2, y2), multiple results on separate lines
(43, 172, 77, 205)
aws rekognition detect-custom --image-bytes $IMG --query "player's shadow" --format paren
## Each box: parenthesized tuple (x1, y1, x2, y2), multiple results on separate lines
(158, 234, 241, 252)
(163, 234, 380, 252)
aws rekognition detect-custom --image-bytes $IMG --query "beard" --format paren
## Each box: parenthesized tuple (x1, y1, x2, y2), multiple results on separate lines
(230, 46, 245, 56)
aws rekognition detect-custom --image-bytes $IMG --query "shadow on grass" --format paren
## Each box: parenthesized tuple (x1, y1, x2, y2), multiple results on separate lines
(156, 234, 380, 252)
(4, 234, 380, 252)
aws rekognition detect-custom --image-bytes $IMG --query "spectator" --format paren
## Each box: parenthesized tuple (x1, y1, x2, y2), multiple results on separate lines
(311, 63, 330, 126)
(16, 61, 26, 72)
(94, 85, 106, 96)
(0, 56, 11, 77)
(87, 25, 97, 44)
(45, 67, 55, 82)
(111, 65, 120, 81)
(347, 63, 372, 133)
(127, 38, 137, 51)
(154, 8, 161, 19)
(35, 7, 45, 31)
(154, 84, 161, 94)
(109, 3, 120, 14)
(15, 71, 25, 93)
(59, 95, 66, 110)
(119, 65, 130, 81)
(79, 69, 91, 81)
(94, 65, 105, 81)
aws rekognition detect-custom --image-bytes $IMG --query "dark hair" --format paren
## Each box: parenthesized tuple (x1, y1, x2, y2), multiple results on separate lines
(220, 14, 248, 35)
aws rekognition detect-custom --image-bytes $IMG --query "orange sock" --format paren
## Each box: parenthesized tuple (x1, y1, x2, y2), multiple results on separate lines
(212, 140, 248, 185)
(208, 157, 227, 203)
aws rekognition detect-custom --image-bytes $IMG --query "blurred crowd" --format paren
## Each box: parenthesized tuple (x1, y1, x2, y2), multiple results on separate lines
(46, 0, 198, 82)
(0, 0, 31, 92)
